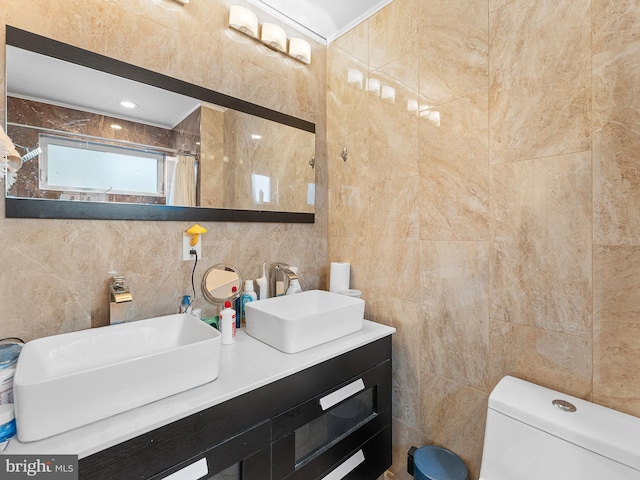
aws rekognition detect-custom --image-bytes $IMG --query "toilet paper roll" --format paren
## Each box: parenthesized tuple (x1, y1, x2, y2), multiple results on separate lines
(330, 262, 350, 293)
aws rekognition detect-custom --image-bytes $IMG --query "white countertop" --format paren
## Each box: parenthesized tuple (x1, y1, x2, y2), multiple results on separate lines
(5, 320, 394, 458)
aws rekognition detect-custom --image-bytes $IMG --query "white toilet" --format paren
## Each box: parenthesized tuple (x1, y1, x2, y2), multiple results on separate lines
(480, 376, 640, 480)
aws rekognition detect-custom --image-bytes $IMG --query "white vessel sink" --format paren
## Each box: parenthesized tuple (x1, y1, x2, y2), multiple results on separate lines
(14, 313, 221, 442)
(244, 290, 365, 353)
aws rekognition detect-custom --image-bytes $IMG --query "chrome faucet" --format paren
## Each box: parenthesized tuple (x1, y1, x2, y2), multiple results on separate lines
(270, 262, 297, 297)
(109, 275, 133, 324)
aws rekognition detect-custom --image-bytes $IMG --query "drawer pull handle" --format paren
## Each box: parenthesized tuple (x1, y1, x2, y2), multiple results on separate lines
(163, 457, 208, 479)
(319, 378, 365, 411)
(321, 449, 365, 480)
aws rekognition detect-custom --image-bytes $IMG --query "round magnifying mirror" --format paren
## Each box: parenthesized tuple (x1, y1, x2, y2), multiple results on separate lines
(202, 264, 244, 304)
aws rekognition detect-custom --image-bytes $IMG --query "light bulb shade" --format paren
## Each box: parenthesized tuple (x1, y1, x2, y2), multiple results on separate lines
(229, 5, 259, 38)
(381, 85, 396, 103)
(427, 110, 441, 126)
(261, 23, 287, 52)
(407, 99, 419, 112)
(366, 78, 381, 96)
(288, 37, 311, 64)
(347, 69, 364, 89)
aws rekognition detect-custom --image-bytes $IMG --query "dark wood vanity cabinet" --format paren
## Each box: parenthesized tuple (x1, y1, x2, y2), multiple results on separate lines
(79, 336, 392, 480)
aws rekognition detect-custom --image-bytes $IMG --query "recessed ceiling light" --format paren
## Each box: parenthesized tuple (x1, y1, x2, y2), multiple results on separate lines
(111, 124, 123, 130)
(120, 100, 138, 109)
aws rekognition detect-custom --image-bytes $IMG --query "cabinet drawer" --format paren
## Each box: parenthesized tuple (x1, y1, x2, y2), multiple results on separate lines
(272, 360, 391, 480)
(278, 421, 392, 480)
(321, 425, 391, 480)
(80, 418, 271, 480)
(149, 420, 271, 480)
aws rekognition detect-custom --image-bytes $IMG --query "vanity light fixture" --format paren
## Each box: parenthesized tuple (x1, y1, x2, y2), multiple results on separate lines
(229, 5, 259, 38)
(228, 5, 311, 65)
(120, 100, 138, 109)
(110, 124, 123, 130)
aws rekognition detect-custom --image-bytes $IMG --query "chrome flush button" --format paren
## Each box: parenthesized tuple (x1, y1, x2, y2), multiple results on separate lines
(552, 399, 577, 412)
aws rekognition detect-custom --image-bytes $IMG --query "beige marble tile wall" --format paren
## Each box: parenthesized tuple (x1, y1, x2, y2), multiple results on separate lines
(223, 110, 315, 212)
(328, 0, 640, 478)
(0, 0, 327, 340)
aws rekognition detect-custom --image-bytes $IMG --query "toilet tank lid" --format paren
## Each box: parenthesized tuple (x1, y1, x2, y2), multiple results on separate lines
(489, 376, 640, 472)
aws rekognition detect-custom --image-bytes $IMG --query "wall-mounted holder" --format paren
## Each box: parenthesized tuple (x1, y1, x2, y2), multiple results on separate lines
(183, 224, 207, 261)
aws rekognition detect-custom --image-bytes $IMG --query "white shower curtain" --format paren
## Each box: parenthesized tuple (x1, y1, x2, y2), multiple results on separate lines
(168, 154, 196, 206)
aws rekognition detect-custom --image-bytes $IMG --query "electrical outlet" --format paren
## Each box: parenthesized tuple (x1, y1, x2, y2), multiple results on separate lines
(183, 233, 202, 261)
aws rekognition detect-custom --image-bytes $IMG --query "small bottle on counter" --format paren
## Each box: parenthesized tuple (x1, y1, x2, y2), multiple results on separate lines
(180, 295, 192, 314)
(220, 301, 236, 345)
(241, 280, 257, 325)
(232, 286, 241, 328)
(256, 262, 268, 300)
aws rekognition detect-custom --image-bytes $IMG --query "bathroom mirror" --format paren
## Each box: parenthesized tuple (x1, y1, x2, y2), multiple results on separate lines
(202, 264, 244, 304)
(4, 26, 315, 223)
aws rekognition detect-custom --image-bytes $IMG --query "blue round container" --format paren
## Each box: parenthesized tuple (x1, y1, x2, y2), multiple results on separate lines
(0, 343, 22, 370)
(413, 446, 468, 480)
(0, 404, 16, 442)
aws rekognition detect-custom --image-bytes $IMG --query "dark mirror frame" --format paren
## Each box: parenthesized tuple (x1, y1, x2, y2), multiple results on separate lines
(4, 26, 315, 223)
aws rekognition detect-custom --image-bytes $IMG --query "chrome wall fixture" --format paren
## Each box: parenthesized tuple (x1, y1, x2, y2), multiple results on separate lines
(228, 5, 311, 65)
